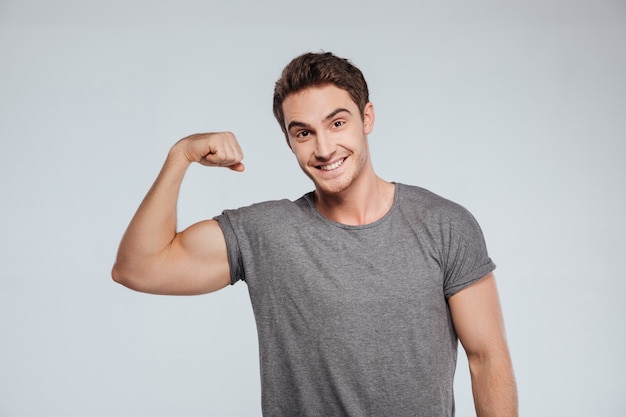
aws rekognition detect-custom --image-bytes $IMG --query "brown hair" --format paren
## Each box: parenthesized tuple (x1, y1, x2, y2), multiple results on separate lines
(273, 52, 370, 138)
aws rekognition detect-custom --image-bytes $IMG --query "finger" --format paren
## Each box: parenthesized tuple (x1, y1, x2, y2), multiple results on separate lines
(203, 152, 243, 167)
(227, 162, 245, 172)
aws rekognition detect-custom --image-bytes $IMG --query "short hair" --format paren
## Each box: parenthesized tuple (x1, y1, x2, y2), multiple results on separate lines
(272, 52, 370, 139)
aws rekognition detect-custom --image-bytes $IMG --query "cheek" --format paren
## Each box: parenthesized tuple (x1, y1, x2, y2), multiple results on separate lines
(291, 147, 309, 166)
(291, 142, 312, 157)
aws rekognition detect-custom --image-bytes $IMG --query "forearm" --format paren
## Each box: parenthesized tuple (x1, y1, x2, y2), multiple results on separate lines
(468, 352, 518, 417)
(112, 147, 191, 282)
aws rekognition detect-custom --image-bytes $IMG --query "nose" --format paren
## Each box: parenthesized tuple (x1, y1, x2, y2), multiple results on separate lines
(314, 132, 334, 160)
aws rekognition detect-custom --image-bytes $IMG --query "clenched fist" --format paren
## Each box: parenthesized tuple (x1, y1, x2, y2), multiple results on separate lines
(172, 132, 245, 172)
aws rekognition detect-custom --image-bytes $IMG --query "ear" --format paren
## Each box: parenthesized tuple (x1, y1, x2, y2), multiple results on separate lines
(363, 102, 375, 135)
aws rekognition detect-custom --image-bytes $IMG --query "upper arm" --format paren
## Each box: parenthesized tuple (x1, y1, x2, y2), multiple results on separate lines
(448, 275, 518, 415)
(448, 273, 509, 358)
(116, 219, 232, 295)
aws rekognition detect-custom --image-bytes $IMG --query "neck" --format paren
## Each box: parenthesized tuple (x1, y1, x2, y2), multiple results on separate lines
(314, 173, 395, 226)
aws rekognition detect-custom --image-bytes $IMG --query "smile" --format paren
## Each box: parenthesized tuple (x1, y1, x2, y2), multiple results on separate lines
(318, 158, 346, 171)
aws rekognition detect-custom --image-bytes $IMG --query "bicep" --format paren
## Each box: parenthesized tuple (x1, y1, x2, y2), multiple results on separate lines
(148, 219, 232, 295)
(448, 273, 508, 357)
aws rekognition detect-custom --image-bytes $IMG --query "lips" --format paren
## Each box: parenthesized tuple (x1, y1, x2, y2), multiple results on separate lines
(318, 157, 346, 171)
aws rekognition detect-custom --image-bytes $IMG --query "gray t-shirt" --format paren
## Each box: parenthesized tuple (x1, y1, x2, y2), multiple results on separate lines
(215, 183, 495, 417)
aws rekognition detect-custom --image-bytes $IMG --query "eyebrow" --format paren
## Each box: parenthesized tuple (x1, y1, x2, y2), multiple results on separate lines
(287, 107, 352, 132)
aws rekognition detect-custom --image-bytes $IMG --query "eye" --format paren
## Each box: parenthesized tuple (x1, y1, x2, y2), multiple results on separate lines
(296, 130, 310, 139)
(332, 120, 345, 128)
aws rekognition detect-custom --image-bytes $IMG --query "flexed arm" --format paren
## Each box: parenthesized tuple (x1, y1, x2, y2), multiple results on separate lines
(112, 132, 244, 295)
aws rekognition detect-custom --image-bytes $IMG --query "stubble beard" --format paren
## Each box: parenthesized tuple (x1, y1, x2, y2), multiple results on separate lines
(310, 150, 369, 196)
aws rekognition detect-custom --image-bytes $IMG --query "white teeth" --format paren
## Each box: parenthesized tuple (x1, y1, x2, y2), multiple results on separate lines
(320, 158, 345, 171)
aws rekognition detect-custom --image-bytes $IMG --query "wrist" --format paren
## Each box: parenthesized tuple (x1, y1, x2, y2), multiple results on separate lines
(167, 141, 195, 168)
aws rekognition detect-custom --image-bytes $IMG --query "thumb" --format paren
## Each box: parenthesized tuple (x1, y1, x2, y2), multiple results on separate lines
(227, 162, 245, 172)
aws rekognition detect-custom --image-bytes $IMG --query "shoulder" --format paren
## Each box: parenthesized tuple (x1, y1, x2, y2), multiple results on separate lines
(395, 183, 475, 224)
(394, 183, 488, 245)
(215, 193, 314, 227)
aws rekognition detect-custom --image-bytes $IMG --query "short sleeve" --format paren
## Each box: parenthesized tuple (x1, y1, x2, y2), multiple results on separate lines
(442, 206, 496, 298)
(214, 211, 245, 285)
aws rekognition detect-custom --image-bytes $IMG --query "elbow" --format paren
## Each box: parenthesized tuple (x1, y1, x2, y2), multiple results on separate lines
(111, 262, 126, 285)
(111, 261, 136, 289)
(111, 260, 162, 293)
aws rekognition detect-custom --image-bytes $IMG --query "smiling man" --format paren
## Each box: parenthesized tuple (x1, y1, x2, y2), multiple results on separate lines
(112, 52, 518, 416)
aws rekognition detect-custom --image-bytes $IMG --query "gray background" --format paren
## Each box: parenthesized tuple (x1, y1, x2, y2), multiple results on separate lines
(1, 0, 625, 416)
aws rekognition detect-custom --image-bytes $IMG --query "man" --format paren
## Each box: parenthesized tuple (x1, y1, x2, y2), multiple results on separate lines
(112, 52, 518, 416)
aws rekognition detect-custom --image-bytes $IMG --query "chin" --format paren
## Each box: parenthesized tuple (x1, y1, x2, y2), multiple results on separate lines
(313, 177, 354, 196)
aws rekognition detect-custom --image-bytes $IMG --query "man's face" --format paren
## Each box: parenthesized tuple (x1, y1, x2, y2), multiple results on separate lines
(282, 85, 375, 196)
